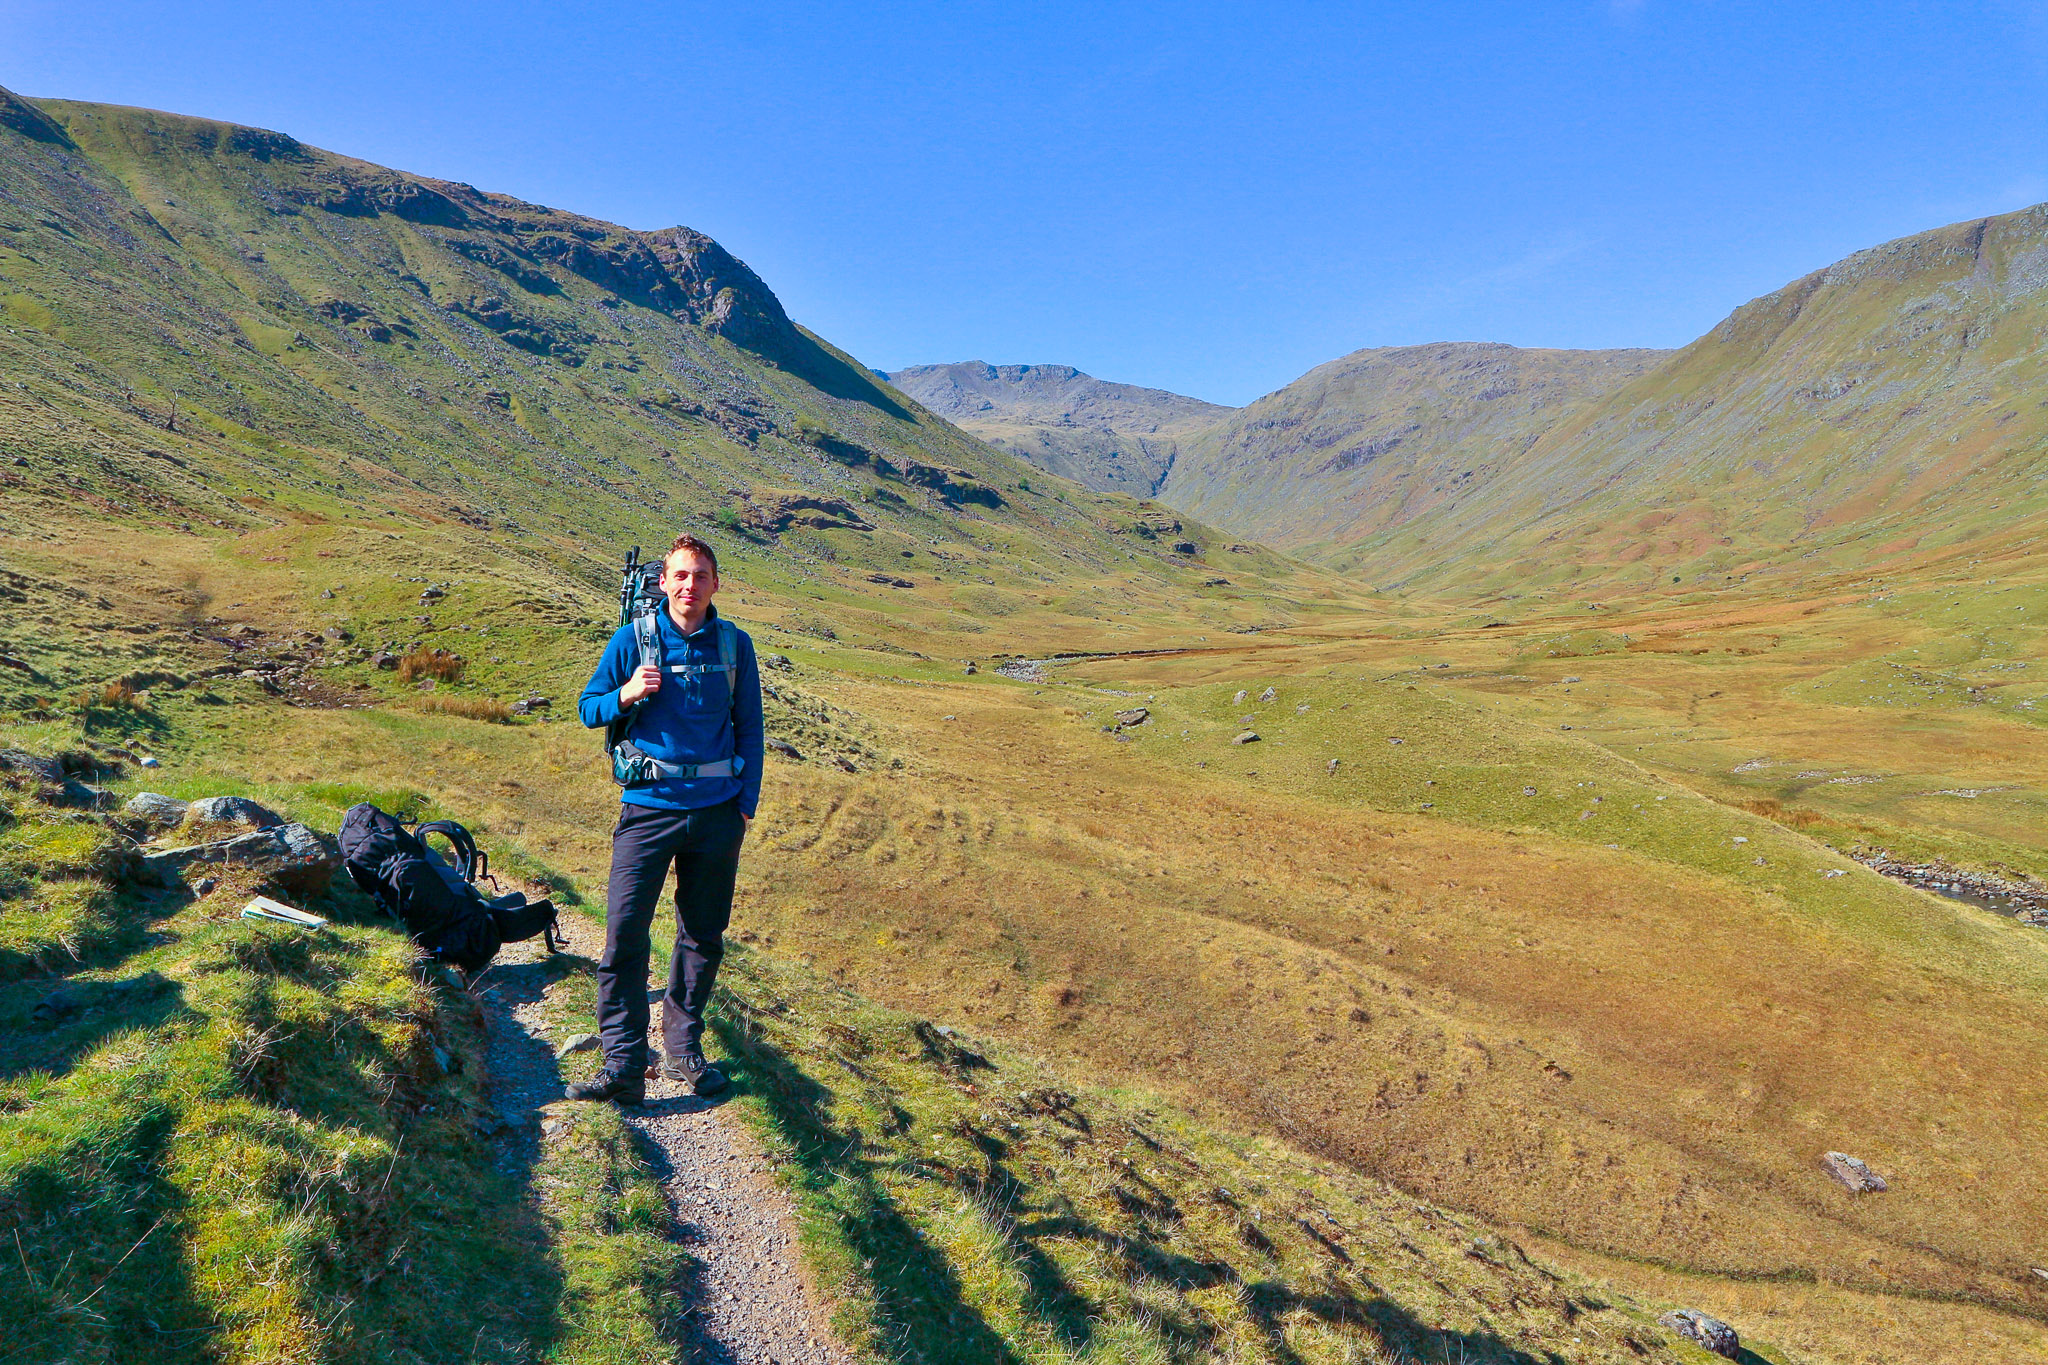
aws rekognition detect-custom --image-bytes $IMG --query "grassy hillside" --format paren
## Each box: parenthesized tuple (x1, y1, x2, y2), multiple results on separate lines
(884, 362, 1233, 498)
(0, 84, 1319, 696)
(6, 83, 2048, 1365)
(0, 728, 1723, 1365)
(1157, 343, 1668, 557)
(1314, 206, 2048, 601)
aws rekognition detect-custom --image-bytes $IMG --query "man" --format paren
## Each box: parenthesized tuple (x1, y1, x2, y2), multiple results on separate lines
(569, 533, 764, 1104)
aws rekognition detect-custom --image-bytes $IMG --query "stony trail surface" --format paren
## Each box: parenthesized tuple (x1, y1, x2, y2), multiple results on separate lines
(476, 913, 854, 1365)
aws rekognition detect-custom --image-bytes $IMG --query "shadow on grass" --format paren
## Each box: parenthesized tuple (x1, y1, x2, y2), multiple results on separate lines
(953, 1121, 1095, 1352)
(1362, 1296, 1548, 1365)
(709, 1007, 1026, 1365)
(77, 706, 171, 746)
(0, 1100, 218, 1364)
(182, 919, 580, 1361)
(774, 328, 912, 421)
(0, 969, 187, 1081)
(0, 883, 185, 985)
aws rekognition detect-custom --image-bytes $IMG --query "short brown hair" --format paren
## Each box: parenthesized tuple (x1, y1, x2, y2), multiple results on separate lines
(664, 533, 719, 577)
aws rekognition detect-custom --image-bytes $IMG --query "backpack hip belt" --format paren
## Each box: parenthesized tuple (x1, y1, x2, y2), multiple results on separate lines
(610, 739, 743, 783)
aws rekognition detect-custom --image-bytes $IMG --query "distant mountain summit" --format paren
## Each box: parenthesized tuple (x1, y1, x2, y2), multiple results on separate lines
(884, 362, 1233, 496)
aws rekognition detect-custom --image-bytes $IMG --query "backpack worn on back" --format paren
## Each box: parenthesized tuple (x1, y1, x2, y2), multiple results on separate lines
(605, 546, 743, 788)
(338, 804, 559, 973)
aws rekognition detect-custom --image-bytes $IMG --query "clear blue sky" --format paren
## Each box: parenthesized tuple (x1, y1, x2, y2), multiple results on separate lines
(6, 2, 2046, 405)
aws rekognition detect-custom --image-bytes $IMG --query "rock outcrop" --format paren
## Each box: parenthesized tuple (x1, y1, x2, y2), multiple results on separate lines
(124, 791, 190, 830)
(1820, 1150, 1889, 1192)
(1658, 1310, 1740, 1359)
(189, 795, 283, 828)
(140, 822, 341, 894)
(745, 492, 874, 534)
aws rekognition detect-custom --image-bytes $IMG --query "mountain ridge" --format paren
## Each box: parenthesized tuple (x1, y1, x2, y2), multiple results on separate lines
(0, 87, 1312, 684)
(884, 359, 1233, 496)
(1155, 340, 1671, 556)
(906, 203, 2048, 609)
(1320, 202, 2048, 598)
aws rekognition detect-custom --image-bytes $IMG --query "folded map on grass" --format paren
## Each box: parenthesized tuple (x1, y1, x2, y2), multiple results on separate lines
(242, 896, 329, 928)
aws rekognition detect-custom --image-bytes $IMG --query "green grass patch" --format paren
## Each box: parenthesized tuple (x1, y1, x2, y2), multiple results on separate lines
(0, 756, 690, 1363)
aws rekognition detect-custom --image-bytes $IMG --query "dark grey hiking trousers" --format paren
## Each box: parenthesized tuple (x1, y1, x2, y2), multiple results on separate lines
(597, 797, 745, 1072)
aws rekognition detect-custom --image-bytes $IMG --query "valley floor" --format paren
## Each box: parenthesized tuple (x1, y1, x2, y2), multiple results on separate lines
(8, 509, 2048, 1364)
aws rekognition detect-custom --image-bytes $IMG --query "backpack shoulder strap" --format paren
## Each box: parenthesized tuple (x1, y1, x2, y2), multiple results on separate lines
(716, 618, 738, 696)
(415, 820, 484, 883)
(632, 607, 661, 673)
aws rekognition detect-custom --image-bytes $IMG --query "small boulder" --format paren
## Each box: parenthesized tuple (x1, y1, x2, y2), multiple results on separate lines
(419, 586, 446, 600)
(763, 653, 794, 672)
(1232, 731, 1261, 745)
(1326, 759, 1340, 773)
(767, 738, 803, 760)
(555, 1032, 600, 1060)
(371, 651, 399, 670)
(0, 749, 108, 809)
(1258, 686, 1276, 702)
(833, 756, 858, 773)
(963, 661, 978, 675)
(1114, 707, 1150, 728)
(31, 988, 81, 1026)
(125, 791, 190, 829)
(322, 625, 353, 643)
(189, 795, 283, 828)
(1232, 689, 1247, 705)
(1658, 1310, 1739, 1360)
(1820, 1151, 1888, 1192)
(140, 821, 340, 895)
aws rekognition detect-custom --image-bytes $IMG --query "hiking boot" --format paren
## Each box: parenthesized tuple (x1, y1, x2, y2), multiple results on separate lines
(656, 1049, 730, 1097)
(563, 1066, 644, 1105)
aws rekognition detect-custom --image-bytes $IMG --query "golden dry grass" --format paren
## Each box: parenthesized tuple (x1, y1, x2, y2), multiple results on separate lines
(408, 693, 513, 723)
(206, 661, 2048, 1363)
(396, 647, 466, 685)
(16, 500, 2048, 1362)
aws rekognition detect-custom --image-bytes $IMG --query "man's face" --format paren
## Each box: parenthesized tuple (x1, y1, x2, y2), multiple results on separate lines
(661, 549, 719, 619)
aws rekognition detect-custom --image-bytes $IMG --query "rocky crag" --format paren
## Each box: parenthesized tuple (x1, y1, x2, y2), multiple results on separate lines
(884, 361, 1234, 496)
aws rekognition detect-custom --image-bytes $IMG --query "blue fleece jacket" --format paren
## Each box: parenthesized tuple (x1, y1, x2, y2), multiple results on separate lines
(578, 605, 765, 816)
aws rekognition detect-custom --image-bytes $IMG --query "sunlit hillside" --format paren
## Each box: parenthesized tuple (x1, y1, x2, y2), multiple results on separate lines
(4, 83, 2048, 1365)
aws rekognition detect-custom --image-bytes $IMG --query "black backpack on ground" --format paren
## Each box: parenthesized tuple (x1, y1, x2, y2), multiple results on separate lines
(338, 804, 560, 973)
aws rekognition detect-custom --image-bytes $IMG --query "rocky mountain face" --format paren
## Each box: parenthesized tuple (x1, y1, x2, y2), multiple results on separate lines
(884, 361, 1234, 496)
(1155, 343, 1669, 558)
(1322, 204, 2048, 597)
(0, 88, 1275, 620)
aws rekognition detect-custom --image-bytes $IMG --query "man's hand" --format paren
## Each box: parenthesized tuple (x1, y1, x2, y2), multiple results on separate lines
(619, 663, 662, 707)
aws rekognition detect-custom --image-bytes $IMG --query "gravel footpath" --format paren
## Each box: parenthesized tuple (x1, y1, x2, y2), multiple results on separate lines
(477, 915, 854, 1364)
